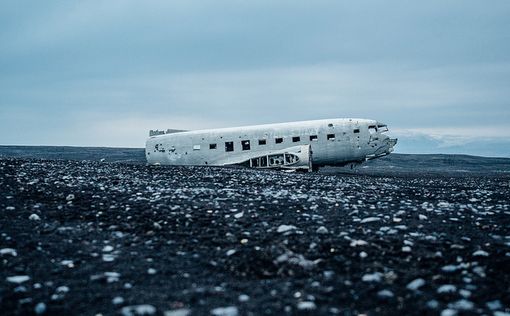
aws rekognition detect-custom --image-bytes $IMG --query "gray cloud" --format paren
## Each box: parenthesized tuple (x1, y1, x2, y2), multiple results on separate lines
(1, 1, 509, 156)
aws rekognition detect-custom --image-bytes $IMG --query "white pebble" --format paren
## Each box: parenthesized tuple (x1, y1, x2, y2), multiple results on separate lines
(377, 289, 394, 298)
(6, 275, 30, 284)
(34, 302, 46, 314)
(56, 286, 69, 293)
(486, 300, 503, 311)
(360, 217, 380, 224)
(406, 278, 425, 291)
(210, 306, 239, 316)
(362, 272, 382, 283)
(297, 301, 316, 310)
(316, 226, 329, 234)
(102, 254, 115, 262)
(147, 268, 157, 275)
(29, 214, 41, 221)
(102, 245, 114, 252)
(164, 308, 191, 316)
(440, 309, 457, 316)
(277, 225, 297, 233)
(472, 250, 489, 257)
(448, 299, 474, 311)
(0, 248, 17, 256)
(238, 294, 250, 302)
(121, 304, 157, 316)
(112, 296, 125, 305)
(437, 284, 457, 294)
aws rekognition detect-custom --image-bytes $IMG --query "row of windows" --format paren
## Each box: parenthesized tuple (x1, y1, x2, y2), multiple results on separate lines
(198, 132, 360, 152)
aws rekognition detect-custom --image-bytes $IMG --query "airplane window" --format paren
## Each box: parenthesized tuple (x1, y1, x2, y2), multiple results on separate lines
(275, 137, 283, 144)
(309, 135, 318, 141)
(327, 134, 335, 140)
(377, 125, 388, 132)
(368, 126, 377, 134)
(328, 123, 334, 127)
(242, 140, 250, 151)
(292, 136, 300, 142)
(209, 143, 217, 149)
(353, 129, 360, 133)
(258, 139, 267, 145)
(193, 145, 201, 150)
(225, 141, 234, 152)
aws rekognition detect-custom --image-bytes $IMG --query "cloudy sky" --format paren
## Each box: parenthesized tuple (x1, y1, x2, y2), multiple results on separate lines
(1, 1, 509, 156)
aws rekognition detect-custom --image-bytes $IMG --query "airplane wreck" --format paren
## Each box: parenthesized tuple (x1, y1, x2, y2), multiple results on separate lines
(146, 118, 397, 172)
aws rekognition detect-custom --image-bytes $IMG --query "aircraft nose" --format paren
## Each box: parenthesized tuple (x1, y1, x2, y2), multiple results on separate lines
(369, 134, 397, 159)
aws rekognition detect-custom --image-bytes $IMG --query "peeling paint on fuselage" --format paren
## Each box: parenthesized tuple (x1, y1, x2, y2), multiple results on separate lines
(145, 118, 396, 168)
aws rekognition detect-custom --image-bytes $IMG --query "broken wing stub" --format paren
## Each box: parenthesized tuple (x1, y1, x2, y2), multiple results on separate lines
(232, 145, 312, 172)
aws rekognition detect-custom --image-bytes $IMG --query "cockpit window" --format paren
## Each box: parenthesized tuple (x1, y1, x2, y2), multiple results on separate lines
(368, 125, 377, 134)
(377, 124, 388, 132)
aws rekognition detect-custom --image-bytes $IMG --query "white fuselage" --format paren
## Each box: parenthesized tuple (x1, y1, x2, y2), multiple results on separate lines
(145, 118, 396, 168)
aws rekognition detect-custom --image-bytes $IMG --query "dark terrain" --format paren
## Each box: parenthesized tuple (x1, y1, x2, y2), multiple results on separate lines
(1, 146, 510, 315)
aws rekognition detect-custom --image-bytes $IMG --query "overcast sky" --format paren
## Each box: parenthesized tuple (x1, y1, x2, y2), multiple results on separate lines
(1, 1, 509, 156)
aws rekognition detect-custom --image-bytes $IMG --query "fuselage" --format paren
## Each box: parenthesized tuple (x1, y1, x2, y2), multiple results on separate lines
(145, 118, 396, 169)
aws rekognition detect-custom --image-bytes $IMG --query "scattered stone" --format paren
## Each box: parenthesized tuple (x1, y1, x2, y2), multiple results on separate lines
(66, 194, 75, 201)
(238, 294, 250, 302)
(418, 214, 428, 220)
(102, 254, 115, 262)
(226, 249, 236, 256)
(277, 225, 296, 233)
(360, 217, 380, 224)
(437, 285, 457, 294)
(426, 300, 439, 309)
(121, 304, 157, 316)
(164, 309, 191, 316)
(402, 246, 412, 252)
(406, 278, 425, 291)
(472, 250, 489, 257)
(297, 301, 317, 310)
(29, 213, 41, 221)
(362, 272, 382, 283)
(210, 306, 239, 316)
(448, 299, 474, 311)
(147, 268, 157, 275)
(0, 248, 17, 256)
(6, 275, 30, 284)
(112, 296, 125, 305)
(486, 300, 503, 311)
(350, 240, 368, 247)
(103, 245, 114, 252)
(440, 309, 457, 316)
(316, 226, 329, 234)
(34, 302, 47, 314)
(56, 285, 70, 293)
(377, 289, 394, 299)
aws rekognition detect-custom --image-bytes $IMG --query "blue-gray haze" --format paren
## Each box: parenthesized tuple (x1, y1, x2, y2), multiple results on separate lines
(1, 1, 509, 157)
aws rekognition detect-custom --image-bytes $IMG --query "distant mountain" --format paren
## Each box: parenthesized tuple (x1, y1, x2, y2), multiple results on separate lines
(0, 145, 145, 164)
(394, 133, 510, 158)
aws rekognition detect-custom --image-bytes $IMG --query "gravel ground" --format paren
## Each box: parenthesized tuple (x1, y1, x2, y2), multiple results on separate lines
(1, 158, 510, 316)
